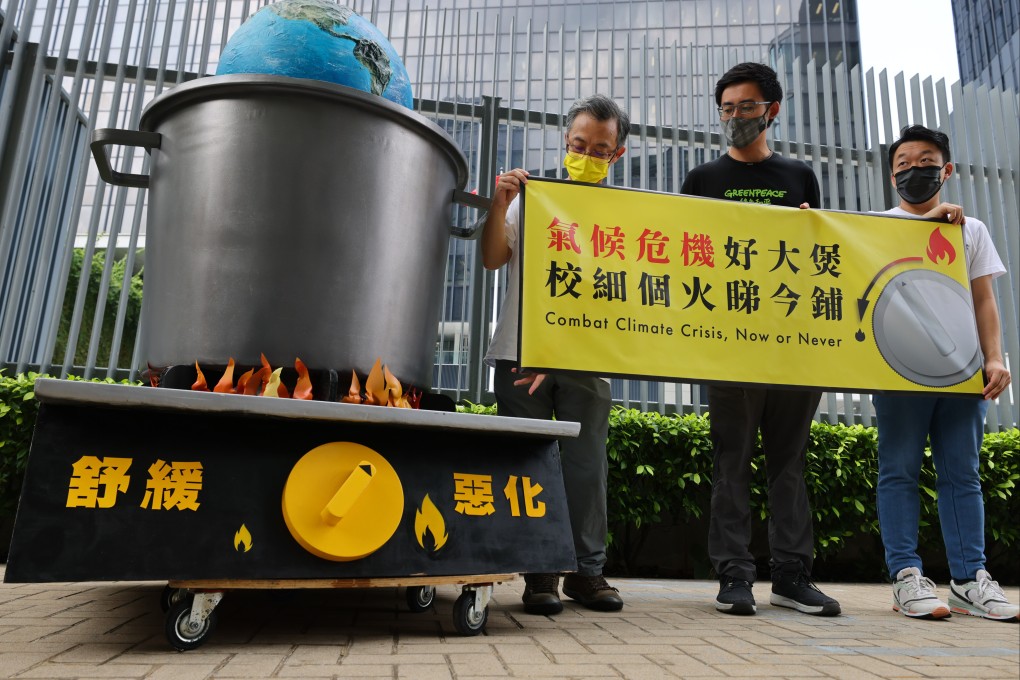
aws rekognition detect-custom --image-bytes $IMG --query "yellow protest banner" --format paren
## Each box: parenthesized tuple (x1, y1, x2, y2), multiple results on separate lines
(518, 178, 983, 395)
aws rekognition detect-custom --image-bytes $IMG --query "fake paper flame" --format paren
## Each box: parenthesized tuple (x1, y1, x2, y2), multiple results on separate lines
(234, 524, 253, 553)
(415, 494, 448, 552)
(341, 370, 363, 404)
(364, 358, 387, 406)
(342, 358, 417, 409)
(191, 355, 312, 399)
(262, 367, 284, 397)
(926, 227, 956, 265)
(192, 361, 209, 391)
(293, 358, 313, 400)
(213, 357, 236, 393)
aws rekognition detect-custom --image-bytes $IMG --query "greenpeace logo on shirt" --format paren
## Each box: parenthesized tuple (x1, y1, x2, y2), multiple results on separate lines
(723, 188, 788, 201)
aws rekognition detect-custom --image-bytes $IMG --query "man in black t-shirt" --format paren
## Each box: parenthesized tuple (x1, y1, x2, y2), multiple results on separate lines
(681, 62, 840, 617)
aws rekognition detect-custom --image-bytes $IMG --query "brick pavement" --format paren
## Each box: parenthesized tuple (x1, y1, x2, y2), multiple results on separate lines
(0, 567, 1016, 679)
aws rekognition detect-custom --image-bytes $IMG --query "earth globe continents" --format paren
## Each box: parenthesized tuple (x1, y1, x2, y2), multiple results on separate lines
(216, 0, 413, 108)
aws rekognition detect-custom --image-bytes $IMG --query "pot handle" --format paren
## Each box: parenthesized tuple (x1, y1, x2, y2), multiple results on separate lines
(90, 128, 162, 188)
(449, 189, 492, 238)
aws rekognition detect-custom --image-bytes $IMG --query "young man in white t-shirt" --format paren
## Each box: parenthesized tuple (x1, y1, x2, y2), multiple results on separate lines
(875, 125, 1017, 621)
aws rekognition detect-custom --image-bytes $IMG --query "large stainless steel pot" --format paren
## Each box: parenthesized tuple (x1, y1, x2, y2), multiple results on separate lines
(92, 75, 487, 390)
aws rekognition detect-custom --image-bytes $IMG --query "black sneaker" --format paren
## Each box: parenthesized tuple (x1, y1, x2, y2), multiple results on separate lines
(716, 576, 756, 615)
(522, 573, 563, 615)
(562, 573, 624, 611)
(770, 568, 841, 616)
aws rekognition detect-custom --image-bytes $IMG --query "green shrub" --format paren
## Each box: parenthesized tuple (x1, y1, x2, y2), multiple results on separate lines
(0, 372, 42, 522)
(457, 402, 1019, 582)
(53, 249, 143, 369)
(0, 371, 140, 552)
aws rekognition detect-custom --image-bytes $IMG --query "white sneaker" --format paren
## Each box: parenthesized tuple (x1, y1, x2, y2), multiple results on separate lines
(949, 570, 1020, 621)
(892, 567, 951, 618)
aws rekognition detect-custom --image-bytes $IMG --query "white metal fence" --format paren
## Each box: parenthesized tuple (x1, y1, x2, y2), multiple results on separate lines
(1, 1, 1017, 429)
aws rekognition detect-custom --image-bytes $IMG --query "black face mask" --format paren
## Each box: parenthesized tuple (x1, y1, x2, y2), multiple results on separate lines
(894, 164, 945, 204)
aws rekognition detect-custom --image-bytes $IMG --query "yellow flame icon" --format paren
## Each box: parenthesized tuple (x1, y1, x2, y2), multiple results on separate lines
(234, 524, 253, 552)
(415, 494, 448, 552)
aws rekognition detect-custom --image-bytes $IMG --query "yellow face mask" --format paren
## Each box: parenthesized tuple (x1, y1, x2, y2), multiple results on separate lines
(563, 150, 611, 184)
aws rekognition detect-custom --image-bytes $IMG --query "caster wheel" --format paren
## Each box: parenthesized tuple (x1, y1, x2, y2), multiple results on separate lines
(453, 591, 488, 636)
(406, 586, 435, 613)
(165, 597, 217, 651)
(160, 585, 186, 613)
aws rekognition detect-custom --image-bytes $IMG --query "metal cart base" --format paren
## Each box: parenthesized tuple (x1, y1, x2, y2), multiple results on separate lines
(162, 574, 517, 649)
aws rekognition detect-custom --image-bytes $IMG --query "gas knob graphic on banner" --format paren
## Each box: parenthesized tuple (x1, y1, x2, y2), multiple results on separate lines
(282, 442, 404, 560)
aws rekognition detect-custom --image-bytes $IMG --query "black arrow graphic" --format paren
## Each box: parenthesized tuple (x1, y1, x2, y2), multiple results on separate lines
(857, 256, 924, 320)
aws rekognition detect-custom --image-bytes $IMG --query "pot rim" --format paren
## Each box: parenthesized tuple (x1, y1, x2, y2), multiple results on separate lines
(138, 74, 469, 189)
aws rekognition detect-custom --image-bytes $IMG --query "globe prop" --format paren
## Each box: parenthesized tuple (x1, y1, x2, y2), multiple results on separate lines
(217, 0, 413, 108)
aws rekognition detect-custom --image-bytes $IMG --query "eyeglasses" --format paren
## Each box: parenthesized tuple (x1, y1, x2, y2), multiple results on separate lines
(717, 101, 772, 119)
(565, 143, 619, 161)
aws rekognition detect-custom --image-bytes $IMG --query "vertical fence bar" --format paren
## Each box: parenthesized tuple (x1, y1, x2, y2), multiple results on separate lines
(522, 18, 531, 170)
(175, 0, 196, 84)
(14, 0, 85, 374)
(538, 22, 548, 178)
(0, 0, 57, 355)
(970, 85, 1019, 425)
(775, 53, 790, 158)
(83, 0, 143, 379)
(105, 0, 162, 379)
(60, 0, 121, 378)
(0, 0, 38, 170)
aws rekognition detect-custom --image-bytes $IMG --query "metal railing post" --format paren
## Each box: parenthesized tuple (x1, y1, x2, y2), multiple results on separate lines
(466, 94, 501, 403)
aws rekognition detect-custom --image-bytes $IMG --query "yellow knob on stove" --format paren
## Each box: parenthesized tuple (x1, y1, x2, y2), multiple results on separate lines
(282, 442, 404, 561)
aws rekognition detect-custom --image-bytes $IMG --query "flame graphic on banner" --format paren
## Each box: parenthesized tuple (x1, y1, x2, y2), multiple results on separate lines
(234, 524, 253, 552)
(926, 227, 956, 265)
(415, 494, 448, 552)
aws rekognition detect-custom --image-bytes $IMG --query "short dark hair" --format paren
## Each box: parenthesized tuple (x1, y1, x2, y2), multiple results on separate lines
(888, 125, 952, 166)
(715, 62, 783, 107)
(564, 94, 631, 147)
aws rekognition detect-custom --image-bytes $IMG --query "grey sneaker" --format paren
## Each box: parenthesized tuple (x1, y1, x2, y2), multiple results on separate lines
(521, 573, 562, 615)
(892, 567, 951, 619)
(949, 570, 1020, 621)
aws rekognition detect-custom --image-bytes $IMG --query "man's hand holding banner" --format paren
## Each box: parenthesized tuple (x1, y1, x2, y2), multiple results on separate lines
(518, 178, 984, 396)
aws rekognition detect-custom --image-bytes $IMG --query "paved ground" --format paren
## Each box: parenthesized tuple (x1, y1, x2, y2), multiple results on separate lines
(0, 568, 1016, 679)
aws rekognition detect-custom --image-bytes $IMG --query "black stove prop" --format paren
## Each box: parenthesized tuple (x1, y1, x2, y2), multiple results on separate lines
(5, 379, 579, 644)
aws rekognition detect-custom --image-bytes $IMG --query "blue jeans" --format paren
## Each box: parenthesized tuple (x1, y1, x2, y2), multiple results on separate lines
(873, 394, 988, 582)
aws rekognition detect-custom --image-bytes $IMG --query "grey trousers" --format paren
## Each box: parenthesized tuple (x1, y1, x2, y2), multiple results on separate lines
(707, 385, 822, 583)
(494, 360, 612, 576)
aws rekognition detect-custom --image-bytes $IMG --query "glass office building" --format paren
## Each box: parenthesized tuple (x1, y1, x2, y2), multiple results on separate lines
(355, 1, 862, 120)
(952, 0, 1020, 92)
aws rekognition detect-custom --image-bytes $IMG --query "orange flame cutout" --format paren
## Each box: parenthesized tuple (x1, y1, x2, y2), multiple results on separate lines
(926, 227, 956, 265)
(213, 357, 236, 393)
(191, 361, 209, 391)
(234, 524, 253, 552)
(384, 365, 410, 408)
(340, 361, 418, 408)
(364, 358, 387, 406)
(341, 370, 362, 403)
(415, 494, 448, 552)
(293, 358, 313, 400)
(147, 362, 162, 387)
(235, 367, 255, 394)
(243, 366, 269, 395)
